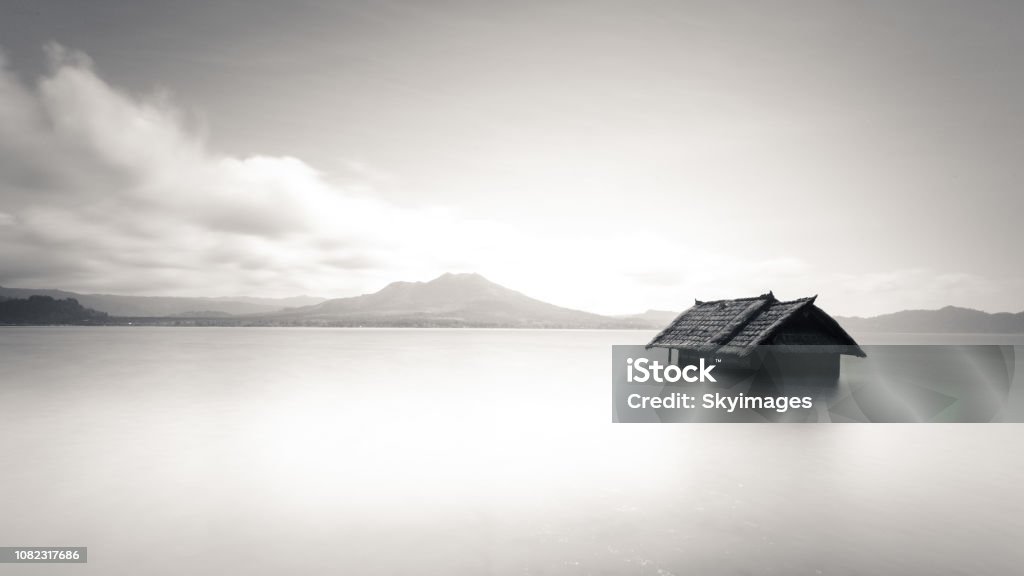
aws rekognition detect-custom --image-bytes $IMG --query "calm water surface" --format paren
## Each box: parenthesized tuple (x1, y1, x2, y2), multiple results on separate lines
(1, 328, 1023, 575)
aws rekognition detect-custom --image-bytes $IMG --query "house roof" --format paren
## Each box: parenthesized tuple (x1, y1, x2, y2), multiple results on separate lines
(647, 292, 865, 357)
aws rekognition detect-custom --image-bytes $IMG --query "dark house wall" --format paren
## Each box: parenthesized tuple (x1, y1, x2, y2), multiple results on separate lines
(762, 312, 844, 386)
(761, 351, 841, 388)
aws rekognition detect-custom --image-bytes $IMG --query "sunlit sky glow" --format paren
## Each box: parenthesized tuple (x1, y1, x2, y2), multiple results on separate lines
(0, 0, 1022, 316)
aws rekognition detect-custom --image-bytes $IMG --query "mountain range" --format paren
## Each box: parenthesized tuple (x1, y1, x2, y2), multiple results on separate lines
(0, 286, 324, 317)
(265, 273, 646, 328)
(834, 306, 1024, 334)
(2, 274, 1023, 332)
(0, 274, 650, 328)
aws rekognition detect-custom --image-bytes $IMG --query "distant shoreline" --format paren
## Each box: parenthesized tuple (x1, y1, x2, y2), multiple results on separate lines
(0, 321, 655, 330)
(3, 323, 1024, 336)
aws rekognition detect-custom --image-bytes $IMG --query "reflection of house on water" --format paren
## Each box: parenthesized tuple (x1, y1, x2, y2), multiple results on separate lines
(647, 292, 865, 420)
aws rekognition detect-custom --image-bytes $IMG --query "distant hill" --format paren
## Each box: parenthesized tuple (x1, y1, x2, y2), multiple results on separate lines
(0, 296, 109, 325)
(272, 273, 648, 328)
(618, 309, 679, 326)
(836, 306, 1024, 333)
(0, 286, 324, 317)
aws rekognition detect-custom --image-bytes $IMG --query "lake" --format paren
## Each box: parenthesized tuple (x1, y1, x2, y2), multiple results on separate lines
(1, 328, 1023, 574)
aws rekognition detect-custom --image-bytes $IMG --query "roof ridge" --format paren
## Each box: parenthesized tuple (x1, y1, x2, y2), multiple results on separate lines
(695, 292, 775, 305)
(745, 297, 819, 347)
(775, 295, 817, 305)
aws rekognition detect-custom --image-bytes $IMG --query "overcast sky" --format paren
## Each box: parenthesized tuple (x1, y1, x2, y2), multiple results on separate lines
(0, 0, 1022, 316)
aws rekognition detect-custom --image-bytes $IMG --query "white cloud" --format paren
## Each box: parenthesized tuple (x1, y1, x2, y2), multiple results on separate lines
(0, 44, 1010, 316)
(0, 44, 483, 297)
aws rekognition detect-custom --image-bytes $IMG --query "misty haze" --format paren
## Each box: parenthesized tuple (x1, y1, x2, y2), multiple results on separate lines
(2, 1, 1023, 575)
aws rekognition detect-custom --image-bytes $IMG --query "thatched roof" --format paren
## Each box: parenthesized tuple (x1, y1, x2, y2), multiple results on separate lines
(647, 292, 865, 357)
